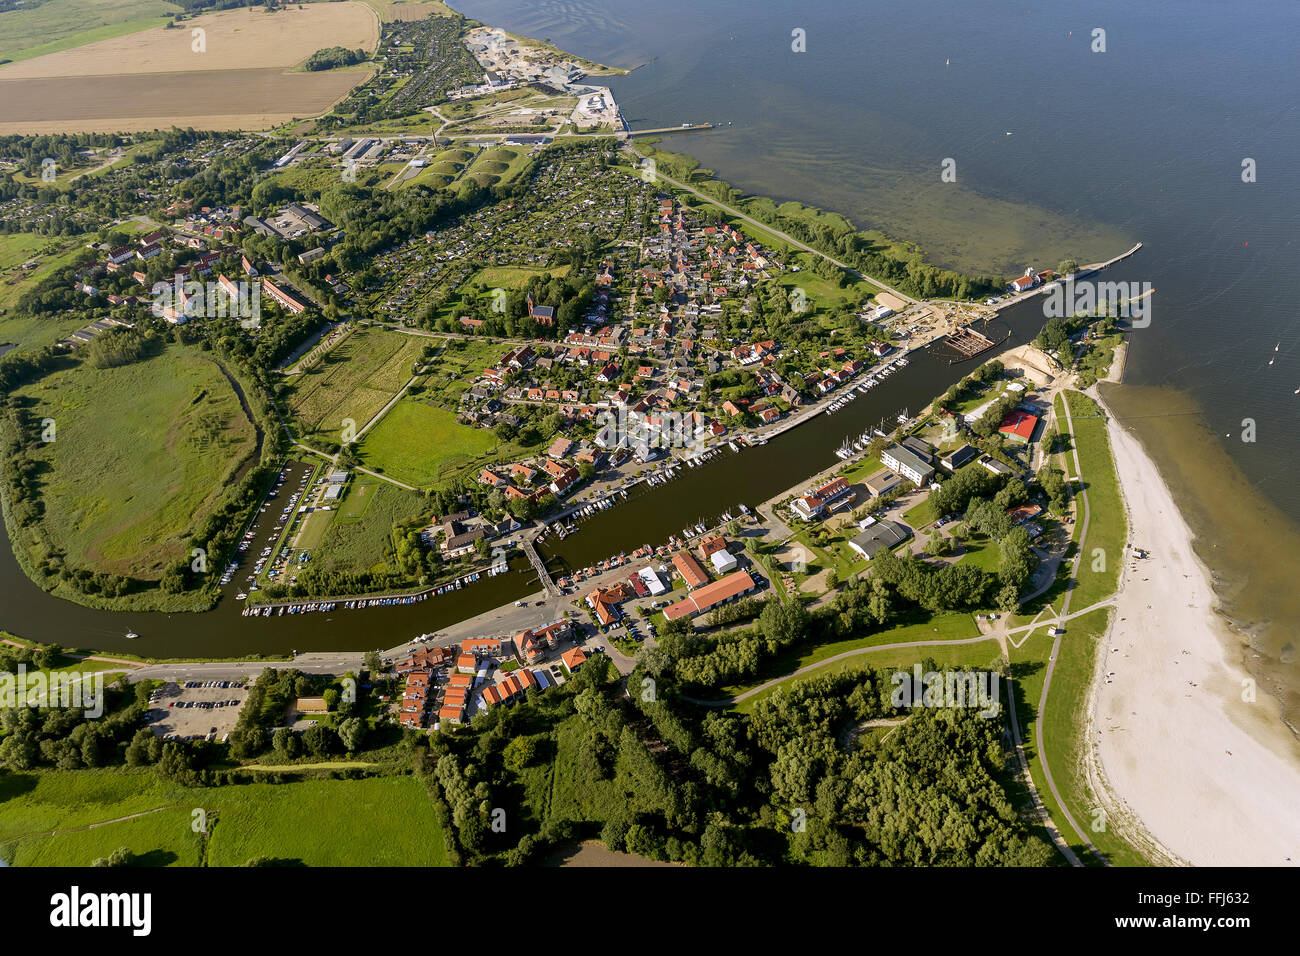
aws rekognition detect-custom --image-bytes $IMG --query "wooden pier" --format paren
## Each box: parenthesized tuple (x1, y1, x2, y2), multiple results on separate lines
(622, 123, 714, 138)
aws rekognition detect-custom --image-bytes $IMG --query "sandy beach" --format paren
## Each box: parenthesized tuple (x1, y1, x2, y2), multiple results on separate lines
(1090, 390, 1300, 866)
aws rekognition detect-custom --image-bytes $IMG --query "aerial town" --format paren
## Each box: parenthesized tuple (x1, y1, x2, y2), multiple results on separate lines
(0, 0, 1288, 907)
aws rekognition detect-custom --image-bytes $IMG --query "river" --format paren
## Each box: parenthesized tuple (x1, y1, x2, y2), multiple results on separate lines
(4, 0, 1298, 719)
(0, 293, 1056, 656)
(447, 0, 1300, 723)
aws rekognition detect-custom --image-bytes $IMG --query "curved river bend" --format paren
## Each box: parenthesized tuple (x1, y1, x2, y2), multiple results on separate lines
(0, 295, 1059, 656)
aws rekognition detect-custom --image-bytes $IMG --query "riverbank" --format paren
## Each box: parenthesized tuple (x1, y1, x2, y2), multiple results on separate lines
(1090, 386, 1300, 866)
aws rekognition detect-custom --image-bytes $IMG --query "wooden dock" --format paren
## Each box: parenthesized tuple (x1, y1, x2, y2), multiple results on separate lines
(622, 123, 714, 138)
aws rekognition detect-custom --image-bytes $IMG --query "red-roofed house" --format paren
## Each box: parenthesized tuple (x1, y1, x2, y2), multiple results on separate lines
(662, 570, 757, 621)
(998, 410, 1039, 443)
(672, 552, 709, 589)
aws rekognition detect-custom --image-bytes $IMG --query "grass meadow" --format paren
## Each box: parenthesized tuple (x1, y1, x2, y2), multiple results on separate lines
(731, 634, 1002, 715)
(357, 399, 498, 487)
(0, 769, 448, 867)
(14, 347, 257, 576)
(0, 0, 176, 64)
(1062, 390, 1126, 610)
(316, 479, 425, 574)
(1008, 607, 1147, 865)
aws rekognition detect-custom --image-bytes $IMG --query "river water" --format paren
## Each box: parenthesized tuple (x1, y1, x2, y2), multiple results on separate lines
(447, 0, 1300, 718)
(2, 0, 1298, 716)
(0, 294, 1051, 656)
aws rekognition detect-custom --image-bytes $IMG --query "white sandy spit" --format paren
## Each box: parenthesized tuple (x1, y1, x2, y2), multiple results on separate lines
(1091, 393, 1300, 866)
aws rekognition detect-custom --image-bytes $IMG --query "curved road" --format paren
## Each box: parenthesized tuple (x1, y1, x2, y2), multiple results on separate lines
(1033, 391, 1107, 865)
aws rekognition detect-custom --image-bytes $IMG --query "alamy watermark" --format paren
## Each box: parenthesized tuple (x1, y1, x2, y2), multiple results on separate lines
(890, 665, 1000, 718)
(1042, 277, 1152, 328)
(594, 405, 706, 457)
(151, 277, 261, 328)
(0, 664, 104, 718)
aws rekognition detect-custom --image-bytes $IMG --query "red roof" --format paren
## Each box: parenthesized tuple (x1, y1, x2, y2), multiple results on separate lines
(672, 552, 709, 589)
(662, 570, 756, 621)
(998, 410, 1039, 441)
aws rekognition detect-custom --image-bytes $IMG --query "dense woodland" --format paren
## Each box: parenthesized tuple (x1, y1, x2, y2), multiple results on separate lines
(416, 649, 1055, 867)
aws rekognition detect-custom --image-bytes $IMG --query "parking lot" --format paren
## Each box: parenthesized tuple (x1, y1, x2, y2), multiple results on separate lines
(146, 679, 250, 742)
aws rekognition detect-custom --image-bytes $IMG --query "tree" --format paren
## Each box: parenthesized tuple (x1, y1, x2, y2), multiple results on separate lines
(927, 528, 952, 557)
(92, 846, 134, 867)
(600, 816, 629, 852)
(272, 727, 300, 758)
(125, 729, 156, 766)
(503, 734, 538, 771)
(1037, 463, 1068, 513)
(0, 733, 37, 771)
(337, 716, 366, 753)
(303, 724, 335, 757)
(757, 597, 810, 653)
(33, 643, 63, 670)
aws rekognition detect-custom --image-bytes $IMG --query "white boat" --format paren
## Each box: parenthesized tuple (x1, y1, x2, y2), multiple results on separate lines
(125, 630, 139, 639)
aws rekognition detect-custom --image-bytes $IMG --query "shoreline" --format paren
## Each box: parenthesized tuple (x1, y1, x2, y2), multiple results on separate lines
(1089, 384, 1300, 866)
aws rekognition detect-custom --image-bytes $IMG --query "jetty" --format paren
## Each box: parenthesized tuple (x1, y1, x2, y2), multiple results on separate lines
(622, 123, 714, 138)
(522, 533, 559, 598)
(1073, 241, 1144, 279)
(993, 241, 1144, 312)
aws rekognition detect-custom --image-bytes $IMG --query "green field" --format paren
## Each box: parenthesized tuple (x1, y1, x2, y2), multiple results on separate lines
(0, 233, 92, 350)
(412, 337, 504, 407)
(0, 0, 178, 64)
(723, 611, 982, 703)
(1062, 391, 1126, 610)
(471, 263, 571, 290)
(546, 717, 624, 823)
(1009, 607, 1146, 865)
(316, 478, 424, 573)
(732, 632, 1002, 715)
(0, 770, 448, 867)
(13, 347, 258, 576)
(204, 776, 447, 867)
(287, 327, 425, 444)
(357, 399, 499, 487)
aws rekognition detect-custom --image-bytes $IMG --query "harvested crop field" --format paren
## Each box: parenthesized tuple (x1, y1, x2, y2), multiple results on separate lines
(0, 68, 371, 135)
(0, 4, 380, 133)
(0, 5, 378, 77)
